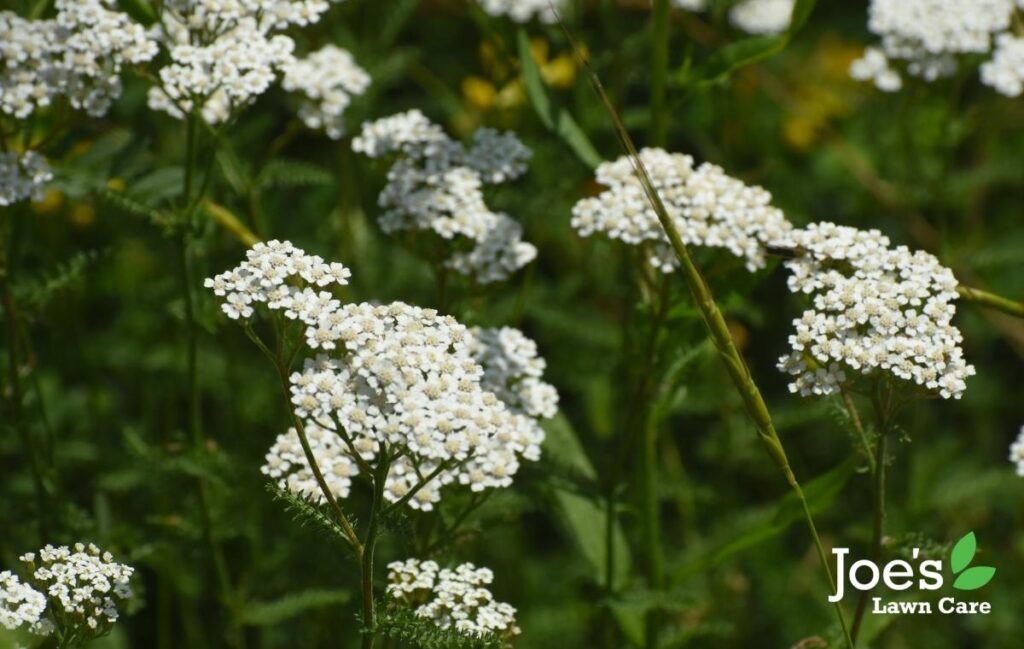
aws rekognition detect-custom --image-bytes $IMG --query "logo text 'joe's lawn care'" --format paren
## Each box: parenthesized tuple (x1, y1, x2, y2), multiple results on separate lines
(829, 531, 996, 615)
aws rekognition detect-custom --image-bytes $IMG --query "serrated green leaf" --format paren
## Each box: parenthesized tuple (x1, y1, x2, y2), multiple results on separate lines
(953, 565, 995, 591)
(517, 28, 602, 169)
(950, 531, 977, 574)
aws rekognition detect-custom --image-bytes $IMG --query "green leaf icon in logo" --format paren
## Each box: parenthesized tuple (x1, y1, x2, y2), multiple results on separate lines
(954, 566, 996, 591)
(950, 531, 996, 590)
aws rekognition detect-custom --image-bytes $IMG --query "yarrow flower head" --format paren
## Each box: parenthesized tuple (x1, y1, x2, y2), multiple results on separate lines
(1, 151, 53, 207)
(0, 3, 157, 119)
(850, 0, 1019, 91)
(476, 0, 565, 24)
(0, 571, 46, 634)
(209, 243, 555, 512)
(203, 239, 352, 321)
(571, 148, 793, 273)
(981, 34, 1024, 97)
(353, 110, 537, 284)
(387, 559, 520, 641)
(776, 222, 975, 399)
(16, 543, 133, 640)
(147, 1, 341, 123)
(728, 0, 794, 36)
(282, 45, 370, 139)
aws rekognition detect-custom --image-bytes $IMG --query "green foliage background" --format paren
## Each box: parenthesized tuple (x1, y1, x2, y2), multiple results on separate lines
(2, 1, 1023, 648)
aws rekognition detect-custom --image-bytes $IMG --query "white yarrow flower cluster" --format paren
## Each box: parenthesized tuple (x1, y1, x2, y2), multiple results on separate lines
(354, 110, 537, 284)
(468, 327, 559, 419)
(850, 0, 1019, 91)
(571, 148, 793, 273)
(981, 34, 1024, 97)
(284, 303, 546, 510)
(0, 3, 157, 119)
(18, 543, 133, 638)
(148, 1, 338, 123)
(777, 222, 975, 399)
(208, 243, 550, 512)
(672, 0, 709, 11)
(387, 559, 520, 640)
(282, 45, 370, 139)
(0, 151, 53, 207)
(204, 239, 352, 321)
(476, 0, 564, 24)
(0, 571, 46, 633)
(1009, 426, 1024, 476)
(728, 0, 794, 36)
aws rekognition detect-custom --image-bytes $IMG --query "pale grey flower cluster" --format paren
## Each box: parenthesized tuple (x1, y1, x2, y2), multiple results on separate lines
(353, 110, 537, 284)
(850, 0, 1022, 94)
(0, 2, 157, 119)
(571, 148, 793, 273)
(387, 559, 520, 639)
(777, 222, 975, 399)
(0, 151, 53, 207)
(209, 242, 555, 512)
(282, 45, 370, 139)
(468, 327, 560, 420)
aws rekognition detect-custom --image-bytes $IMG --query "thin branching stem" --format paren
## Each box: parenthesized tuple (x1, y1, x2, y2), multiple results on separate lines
(840, 388, 875, 475)
(554, 18, 855, 648)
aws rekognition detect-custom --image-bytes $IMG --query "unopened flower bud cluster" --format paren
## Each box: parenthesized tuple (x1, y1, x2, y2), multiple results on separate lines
(282, 45, 370, 139)
(353, 110, 537, 284)
(571, 148, 793, 273)
(387, 559, 520, 639)
(850, 0, 1024, 95)
(776, 222, 975, 399)
(0, 543, 133, 639)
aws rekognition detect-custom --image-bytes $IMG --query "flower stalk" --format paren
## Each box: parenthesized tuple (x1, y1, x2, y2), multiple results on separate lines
(558, 21, 856, 649)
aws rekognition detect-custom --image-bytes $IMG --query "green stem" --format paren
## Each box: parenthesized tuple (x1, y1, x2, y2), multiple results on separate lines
(568, 35, 855, 649)
(957, 285, 1024, 319)
(361, 454, 390, 649)
(650, 0, 670, 146)
(850, 397, 890, 644)
(178, 115, 241, 646)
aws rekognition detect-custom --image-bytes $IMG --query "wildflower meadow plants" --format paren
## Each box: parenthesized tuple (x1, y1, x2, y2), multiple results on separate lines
(3, 1, 1024, 648)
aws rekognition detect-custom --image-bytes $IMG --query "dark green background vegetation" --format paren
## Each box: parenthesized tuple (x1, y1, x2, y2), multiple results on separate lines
(2, 1, 1023, 647)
